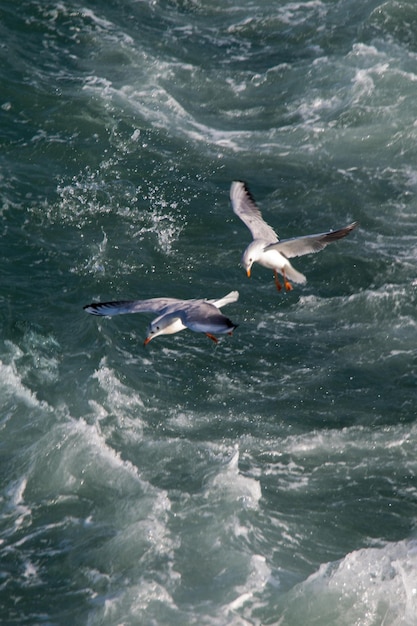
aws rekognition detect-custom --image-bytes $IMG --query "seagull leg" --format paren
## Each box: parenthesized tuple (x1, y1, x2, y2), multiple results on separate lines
(282, 268, 293, 291)
(206, 333, 218, 343)
(274, 270, 283, 291)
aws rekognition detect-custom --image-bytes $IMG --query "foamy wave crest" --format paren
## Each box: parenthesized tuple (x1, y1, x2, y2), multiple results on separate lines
(0, 339, 56, 413)
(281, 539, 417, 626)
(87, 579, 179, 626)
(205, 445, 262, 510)
(89, 358, 145, 440)
(223, 554, 272, 625)
(0, 357, 45, 411)
(24, 417, 142, 498)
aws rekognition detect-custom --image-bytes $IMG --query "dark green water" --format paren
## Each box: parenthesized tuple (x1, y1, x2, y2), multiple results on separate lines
(1, 1, 417, 624)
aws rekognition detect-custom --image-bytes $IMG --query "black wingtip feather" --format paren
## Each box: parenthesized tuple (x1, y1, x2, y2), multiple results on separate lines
(324, 221, 359, 243)
(83, 303, 103, 315)
(234, 180, 256, 204)
(83, 301, 127, 315)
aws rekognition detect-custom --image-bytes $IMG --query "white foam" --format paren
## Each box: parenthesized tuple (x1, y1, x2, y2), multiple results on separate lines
(89, 360, 145, 441)
(205, 446, 262, 510)
(4, 478, 32, 534)
(297, 95, 342, 124)
(96, 580, 178, 626)
(19, 414, 146, 511)
(78, 7, 117, 33)
(224, 554, 272, 624)
(93, 358, 145, 410)
(23, 560, 40, 585)
(82, 68, 255, 154)
(0, 351, 49, 411)
(278, 0, 327, 27)
(283, 540, 417, 626)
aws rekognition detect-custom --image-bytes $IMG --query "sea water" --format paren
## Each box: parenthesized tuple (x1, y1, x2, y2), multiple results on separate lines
(1, 1, 417, 624)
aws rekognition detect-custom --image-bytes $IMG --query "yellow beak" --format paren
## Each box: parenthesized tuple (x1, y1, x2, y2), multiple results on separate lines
(246, 268, 251, 277)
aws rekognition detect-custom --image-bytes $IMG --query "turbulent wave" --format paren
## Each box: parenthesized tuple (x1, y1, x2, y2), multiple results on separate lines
(279, 539, 417, 626)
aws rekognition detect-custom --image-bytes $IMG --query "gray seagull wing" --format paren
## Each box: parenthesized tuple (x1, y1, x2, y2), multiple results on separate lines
(206, 290, 239, 309)
(266, 222, 358, 259)
(83, 297, 182, 316)
(230, 181, 279, 243)
(182, 302, 238, 334)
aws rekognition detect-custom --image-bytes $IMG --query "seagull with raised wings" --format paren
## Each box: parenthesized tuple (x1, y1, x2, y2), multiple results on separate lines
(84, 291, 239, 345)
(230, 180, 358, 291)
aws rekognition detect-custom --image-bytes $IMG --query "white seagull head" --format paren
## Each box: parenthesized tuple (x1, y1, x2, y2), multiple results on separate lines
(241, 240, 265, 277)
(144, 313, 185, 345)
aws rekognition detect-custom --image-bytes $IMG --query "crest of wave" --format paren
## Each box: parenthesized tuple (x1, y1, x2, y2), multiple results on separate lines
(279, 539, 417, 626)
